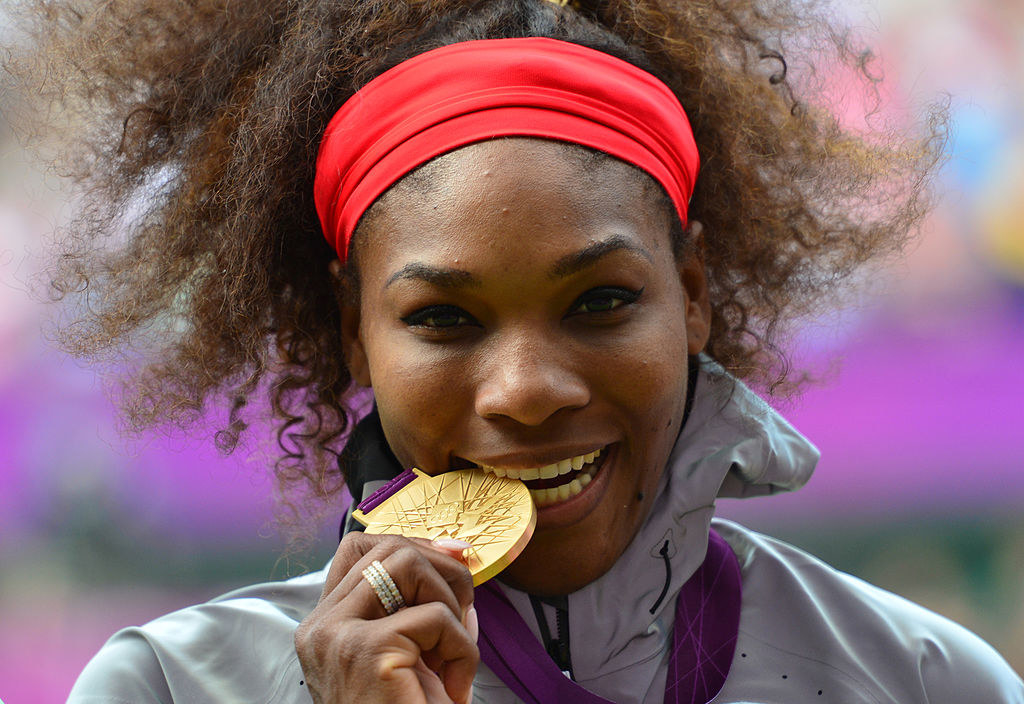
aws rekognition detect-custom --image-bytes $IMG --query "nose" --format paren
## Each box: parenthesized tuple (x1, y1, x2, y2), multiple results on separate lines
(473, 330, 590, 426)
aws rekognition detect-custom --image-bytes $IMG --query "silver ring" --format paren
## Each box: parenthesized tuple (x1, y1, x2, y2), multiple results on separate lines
(362, 559, 406, 615)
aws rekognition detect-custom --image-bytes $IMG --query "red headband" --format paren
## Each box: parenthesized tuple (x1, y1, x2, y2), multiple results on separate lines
(314, 37, 699, 260)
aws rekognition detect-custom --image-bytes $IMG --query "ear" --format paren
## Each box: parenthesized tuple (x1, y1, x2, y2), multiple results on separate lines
(677, 221, 712, 355)
(331, 259, 372, 388)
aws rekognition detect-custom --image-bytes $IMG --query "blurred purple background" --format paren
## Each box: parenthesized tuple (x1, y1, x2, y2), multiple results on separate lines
(2, 1, 1023, 701)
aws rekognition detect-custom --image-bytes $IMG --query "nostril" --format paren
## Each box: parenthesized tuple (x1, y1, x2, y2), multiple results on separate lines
(473, 343, 590, 425)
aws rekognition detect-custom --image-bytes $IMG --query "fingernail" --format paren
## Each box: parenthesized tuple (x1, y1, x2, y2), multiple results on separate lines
(464, 605, 479, 643)
(433, 538, 472, 550)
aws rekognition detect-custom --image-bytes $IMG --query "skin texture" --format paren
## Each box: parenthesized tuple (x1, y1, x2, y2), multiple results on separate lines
(294, 533, 478, 704)
(298, 139, 709, 701)
(340, 138, 710, 595)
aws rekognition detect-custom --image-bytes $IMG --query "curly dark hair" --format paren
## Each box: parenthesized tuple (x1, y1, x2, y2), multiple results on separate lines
(5, 0, 947, 525)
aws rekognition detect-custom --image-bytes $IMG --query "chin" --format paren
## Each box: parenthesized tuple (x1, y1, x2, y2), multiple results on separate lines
(500, 466, 663, 594)
(498, 526, 626, 596)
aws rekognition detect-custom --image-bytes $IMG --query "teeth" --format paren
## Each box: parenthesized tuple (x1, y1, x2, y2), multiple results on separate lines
(534, 487, 557, 505)
(476, 446, 606, 508)
(539, 463, 559, 480)
(530, 470, 595, 507)
(477, 448, 602, 479)
(524, 453, 605, 507)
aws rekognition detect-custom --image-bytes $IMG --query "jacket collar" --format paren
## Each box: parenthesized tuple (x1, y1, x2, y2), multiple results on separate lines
(487, 358, 818, 698)
(338, 357, 819, 698)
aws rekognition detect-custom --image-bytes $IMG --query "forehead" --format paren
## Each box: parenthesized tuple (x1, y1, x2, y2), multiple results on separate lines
(354, 138, 674, 274)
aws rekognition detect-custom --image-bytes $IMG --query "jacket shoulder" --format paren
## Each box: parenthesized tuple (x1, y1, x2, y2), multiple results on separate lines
(712, 519, 1024, 703)
(67, 568, 327, 704)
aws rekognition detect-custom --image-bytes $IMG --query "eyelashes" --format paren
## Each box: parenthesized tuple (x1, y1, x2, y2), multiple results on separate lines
(401, 305, 476, 329)
(401, 286, 644, 331)
(568, 286, 644, 315)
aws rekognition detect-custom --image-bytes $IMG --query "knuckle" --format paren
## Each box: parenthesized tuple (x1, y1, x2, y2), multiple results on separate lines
(296, 617, 364, 664)
(294, 619, 328, 659)
(335, 531, 371, 564)
(293, 622, 309, 653)
(424, 599, 455, 623)
(361, 534, 407, 564)
(381, 533, 407, 547)
(338, 532, 409, 569)
(378, 534, 411, 555)
(339, 530, 367, 548)
(391, 544, 427, 570)
(372, 653, 405, 682)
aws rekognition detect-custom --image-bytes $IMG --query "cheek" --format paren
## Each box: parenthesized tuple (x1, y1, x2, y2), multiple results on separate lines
(599, 315, 689, 421)
(364, 316, 454, 392)
(362, 329, 468, 461)
(598, 318, 690, 494)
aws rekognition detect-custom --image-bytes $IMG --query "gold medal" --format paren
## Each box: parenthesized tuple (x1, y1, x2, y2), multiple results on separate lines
(352, 469, 536, 586)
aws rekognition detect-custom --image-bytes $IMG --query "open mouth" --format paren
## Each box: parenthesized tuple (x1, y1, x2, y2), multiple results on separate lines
(475, 447, 608, 508)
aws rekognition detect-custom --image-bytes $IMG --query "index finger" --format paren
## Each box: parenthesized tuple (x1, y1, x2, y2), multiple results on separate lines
(323, 532, 474, 610)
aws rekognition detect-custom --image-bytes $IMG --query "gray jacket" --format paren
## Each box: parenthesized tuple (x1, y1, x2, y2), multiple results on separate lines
(68, 366, 1024, 703)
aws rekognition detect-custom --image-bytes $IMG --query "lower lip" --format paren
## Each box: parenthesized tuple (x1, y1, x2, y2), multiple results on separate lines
(532, 445, 615, 530)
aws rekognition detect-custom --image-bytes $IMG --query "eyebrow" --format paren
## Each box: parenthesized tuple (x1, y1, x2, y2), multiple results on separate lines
(384, 263, 481, 290)
(550, 235, 653, 277)
(383, 235, 652, 290)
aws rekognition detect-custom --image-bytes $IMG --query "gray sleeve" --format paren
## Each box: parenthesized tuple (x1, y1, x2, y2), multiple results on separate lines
(713, 520, 1024, 704)
(918, 625, 1024, 703)
(67, 628, 173, 704)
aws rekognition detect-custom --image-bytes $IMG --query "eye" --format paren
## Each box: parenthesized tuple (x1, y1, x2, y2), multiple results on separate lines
(569, 286, 644, 316)
(401, 305, 477, 329)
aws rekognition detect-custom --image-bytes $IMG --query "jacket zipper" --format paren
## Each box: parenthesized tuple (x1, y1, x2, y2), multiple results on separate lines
(529, 594, 575, 679)
(554, 604, 573, 679)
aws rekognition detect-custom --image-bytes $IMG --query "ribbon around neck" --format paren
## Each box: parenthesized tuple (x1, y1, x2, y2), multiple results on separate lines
(474, 528, 741, 704)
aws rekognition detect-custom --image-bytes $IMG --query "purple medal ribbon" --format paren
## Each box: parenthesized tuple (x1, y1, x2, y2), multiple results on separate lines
(474, 529, 742, 704)
(355, 471, 741, 701)
(357, 467, 417, 513)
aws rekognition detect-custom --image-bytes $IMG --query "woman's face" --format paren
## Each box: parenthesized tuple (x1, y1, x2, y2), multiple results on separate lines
(340, 139, 709, 594)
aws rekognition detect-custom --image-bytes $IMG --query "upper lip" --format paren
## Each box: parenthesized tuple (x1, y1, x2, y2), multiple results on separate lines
(460, 444, 609, 470)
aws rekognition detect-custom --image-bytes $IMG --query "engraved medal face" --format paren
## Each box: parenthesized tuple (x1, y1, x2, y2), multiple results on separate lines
(353, 469, 536, 586)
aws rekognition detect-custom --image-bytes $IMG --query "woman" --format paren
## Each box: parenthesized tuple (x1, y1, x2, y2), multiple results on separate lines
(8, 0, 1022, 702)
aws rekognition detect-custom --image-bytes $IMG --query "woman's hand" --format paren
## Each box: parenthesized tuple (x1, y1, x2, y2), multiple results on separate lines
(294, 533, 478, 704)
